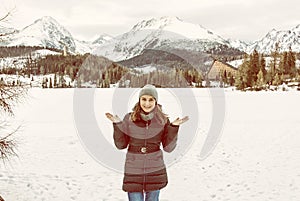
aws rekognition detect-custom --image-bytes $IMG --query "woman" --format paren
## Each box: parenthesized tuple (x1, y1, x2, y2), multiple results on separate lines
(106, 84, 188, 201)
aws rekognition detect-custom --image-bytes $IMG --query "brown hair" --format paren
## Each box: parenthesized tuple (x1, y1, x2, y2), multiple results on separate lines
(130, 102, 168, 125)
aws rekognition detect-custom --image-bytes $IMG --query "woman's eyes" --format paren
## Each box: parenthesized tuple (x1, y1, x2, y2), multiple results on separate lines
(141, 98, 154, 102)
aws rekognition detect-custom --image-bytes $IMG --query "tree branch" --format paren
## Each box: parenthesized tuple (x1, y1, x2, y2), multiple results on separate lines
(0, 7, 17, 38)
(0, 124, 20, 162)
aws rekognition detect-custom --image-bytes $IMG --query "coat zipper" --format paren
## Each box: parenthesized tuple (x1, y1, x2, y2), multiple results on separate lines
(143, 121, 149, 191)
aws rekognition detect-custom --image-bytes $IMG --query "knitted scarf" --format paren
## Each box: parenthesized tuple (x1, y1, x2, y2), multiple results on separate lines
(140, 110, 155, 121)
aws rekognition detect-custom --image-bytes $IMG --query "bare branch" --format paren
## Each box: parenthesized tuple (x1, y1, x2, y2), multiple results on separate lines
(0, 29, 16, 37)
(0, 6, 24, 167)
(0, 84, 28, 115)
(0, 84, 27, 163)
(0, 7, 17, 38)
(0, 12, 11, 22)
(0, 124, 20, 162)
(0, 6, 16, 22)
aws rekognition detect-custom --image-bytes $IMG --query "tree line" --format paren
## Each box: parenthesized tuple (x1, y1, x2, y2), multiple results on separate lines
(0, 45, 299, 89)
(0, 46, 61, 58)
(1, 47, 204, 88)
(234, 43, 299, 90)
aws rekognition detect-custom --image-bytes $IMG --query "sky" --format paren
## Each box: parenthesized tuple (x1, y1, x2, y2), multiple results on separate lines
(1, 0, 300, 42)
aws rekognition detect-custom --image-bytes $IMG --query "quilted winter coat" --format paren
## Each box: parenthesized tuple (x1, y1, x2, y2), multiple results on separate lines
(113, 112, 179, 192)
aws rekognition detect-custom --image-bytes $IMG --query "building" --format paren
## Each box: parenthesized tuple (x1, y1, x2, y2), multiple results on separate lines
(206, 60, 238, 81)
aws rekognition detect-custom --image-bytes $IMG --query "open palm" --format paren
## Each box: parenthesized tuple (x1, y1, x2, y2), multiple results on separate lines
(171, 116, 189, 126)
(105, 113, 121, 123)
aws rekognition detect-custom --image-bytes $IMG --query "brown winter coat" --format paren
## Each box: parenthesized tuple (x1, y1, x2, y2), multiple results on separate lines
(113, 113, 179, 192)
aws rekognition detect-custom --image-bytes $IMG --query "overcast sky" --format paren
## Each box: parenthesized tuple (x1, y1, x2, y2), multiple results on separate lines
(1, 0, 300, 42)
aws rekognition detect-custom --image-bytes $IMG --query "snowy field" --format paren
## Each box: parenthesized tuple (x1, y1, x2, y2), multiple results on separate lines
(0, 88, 299, 201)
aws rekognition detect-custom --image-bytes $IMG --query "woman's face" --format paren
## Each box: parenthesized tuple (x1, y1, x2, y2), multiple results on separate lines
(140, 95, 156, 113)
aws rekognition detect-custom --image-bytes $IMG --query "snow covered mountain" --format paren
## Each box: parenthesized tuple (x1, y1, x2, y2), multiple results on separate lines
(92, 34, 113, 45)
(247, 24, 300, 54)
(3, 16, 77, 53)
(92, 16, 238, 61)
(227, 39, 250, 53)
(0, 17, 115, 55)
(1, 15, 299, 59)
(73, 34, 114, 54)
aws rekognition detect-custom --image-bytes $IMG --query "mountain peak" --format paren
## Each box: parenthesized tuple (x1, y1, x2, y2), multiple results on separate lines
(157, 16, 183, 24)
(30, 16, 61, 27)
(92, 34, 113, 45)
(132, 16, 183, 31)
(11, 16, 76, 52)
(129, 16, 225, 42)
(37, 16, 57, 22)
(247, 25, 300, 53)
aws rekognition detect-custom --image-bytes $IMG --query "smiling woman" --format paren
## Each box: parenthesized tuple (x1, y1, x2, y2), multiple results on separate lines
(105, 84, 189, 201)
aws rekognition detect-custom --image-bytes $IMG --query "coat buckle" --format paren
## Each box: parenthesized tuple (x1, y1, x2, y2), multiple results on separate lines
(140, 147, 147, 153)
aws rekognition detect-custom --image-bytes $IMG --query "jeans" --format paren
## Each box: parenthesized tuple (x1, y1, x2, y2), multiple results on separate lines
(128, 190, 160, 201)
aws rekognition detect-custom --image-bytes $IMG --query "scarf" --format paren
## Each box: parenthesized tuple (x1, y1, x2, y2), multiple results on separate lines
(140, 110, 155, 121)
(140, 112, 154, 121)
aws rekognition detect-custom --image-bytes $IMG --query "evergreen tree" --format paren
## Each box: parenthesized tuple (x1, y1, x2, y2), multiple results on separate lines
(273, 73, 282, 86)
(235, 54, 252, 89)
(53, 74, 57, 88)
(269, 42, 280, 84)
(279, 52, 288, 75)
(49, 77, 53, 88)
(287, 47, 296, 78)
(228, 72, 235, 86)
(259, 54, 267, 78)
(221, 70, 228, 86)
(249, 49, 260, 83)
(256, 69, 265, 89)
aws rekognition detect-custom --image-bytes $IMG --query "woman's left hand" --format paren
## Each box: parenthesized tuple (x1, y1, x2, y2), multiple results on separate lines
(171, 116, 189, 126)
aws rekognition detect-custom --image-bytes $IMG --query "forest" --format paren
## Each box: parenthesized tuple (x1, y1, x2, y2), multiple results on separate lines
(233, 44, 300, 90)
(0, 44, 299, 90)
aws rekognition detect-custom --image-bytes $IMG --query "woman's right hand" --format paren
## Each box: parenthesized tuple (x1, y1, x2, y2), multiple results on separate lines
(105, 113, 122, 123)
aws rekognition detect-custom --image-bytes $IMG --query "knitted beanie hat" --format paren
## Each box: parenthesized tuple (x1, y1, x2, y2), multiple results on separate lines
(139, 84, 158, 101)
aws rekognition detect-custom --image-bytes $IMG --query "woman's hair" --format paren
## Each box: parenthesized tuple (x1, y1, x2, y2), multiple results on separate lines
(130, 102, 168, 124)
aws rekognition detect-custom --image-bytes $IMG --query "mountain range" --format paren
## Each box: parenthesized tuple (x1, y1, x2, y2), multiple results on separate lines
(0, 16, 299, 62)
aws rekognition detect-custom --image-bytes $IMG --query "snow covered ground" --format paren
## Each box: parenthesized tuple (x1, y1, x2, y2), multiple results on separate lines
(0, 88, 299, 201)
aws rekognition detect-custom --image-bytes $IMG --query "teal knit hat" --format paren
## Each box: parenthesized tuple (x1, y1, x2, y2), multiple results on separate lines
(139, 84, 158, 101)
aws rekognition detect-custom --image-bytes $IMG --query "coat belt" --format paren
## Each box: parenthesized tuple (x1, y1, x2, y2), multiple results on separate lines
(128, 145, 160, 154)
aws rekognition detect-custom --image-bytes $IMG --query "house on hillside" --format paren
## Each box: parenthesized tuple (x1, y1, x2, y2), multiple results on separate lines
(206, 60, 238, 86)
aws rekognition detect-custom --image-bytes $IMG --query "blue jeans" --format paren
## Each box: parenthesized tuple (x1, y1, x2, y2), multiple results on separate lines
(128, 190, 160, 201)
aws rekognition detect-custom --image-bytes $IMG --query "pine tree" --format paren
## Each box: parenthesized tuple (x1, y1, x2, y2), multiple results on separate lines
(235, 54, 252, 89)
(256, 69, 265, 89)
(235, 71, 245, 90)
(287, 47, 296, 78)
(259, 54, 267, 78)
(279, 52, 288, 75)
(273, 73, 282, 86)
(228, 73, 235, 86)
(249, 49, 260, 83)
(269, 42, 280, 84)
(220, 70, 227, 86)
(49, 77, 53, 88)
(53, 74, 57, 88)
